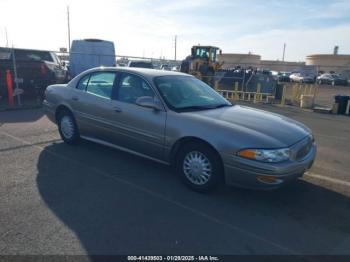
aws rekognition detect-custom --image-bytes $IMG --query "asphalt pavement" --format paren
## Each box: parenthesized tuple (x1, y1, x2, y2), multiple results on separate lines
(0, 105, 350, 256)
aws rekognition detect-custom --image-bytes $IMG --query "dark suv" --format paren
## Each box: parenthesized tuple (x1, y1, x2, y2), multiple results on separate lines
(127, 60, 154, 69)
(0, 47, 68, 102)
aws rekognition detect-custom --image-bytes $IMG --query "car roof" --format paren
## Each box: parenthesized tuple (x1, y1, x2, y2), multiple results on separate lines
(82, 66, 189, 79)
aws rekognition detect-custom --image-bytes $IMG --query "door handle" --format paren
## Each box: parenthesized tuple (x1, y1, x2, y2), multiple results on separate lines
(113, 106, 122, 112)
(72, 96, 79, 101)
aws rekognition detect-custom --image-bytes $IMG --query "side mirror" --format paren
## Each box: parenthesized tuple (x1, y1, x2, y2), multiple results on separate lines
(61, 61, 66, 67)
(136, 96, 162, 111)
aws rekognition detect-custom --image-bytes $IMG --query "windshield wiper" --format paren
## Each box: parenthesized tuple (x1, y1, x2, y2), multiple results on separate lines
(212, 104, 232, 108)
(178, 104, 232, 111)
(178, 105, 214, 111)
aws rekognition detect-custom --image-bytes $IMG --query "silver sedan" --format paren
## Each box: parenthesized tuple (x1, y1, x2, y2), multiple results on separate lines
(43, 67, 316, 192)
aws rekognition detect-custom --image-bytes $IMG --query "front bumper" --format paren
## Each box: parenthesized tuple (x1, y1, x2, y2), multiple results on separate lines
(221, 140, 317, 190)
(42, 99, 56, 124)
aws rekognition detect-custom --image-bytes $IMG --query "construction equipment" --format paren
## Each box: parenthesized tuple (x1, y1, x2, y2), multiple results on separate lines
(180, 45, 223, 85)
(180, 45, 277, 94)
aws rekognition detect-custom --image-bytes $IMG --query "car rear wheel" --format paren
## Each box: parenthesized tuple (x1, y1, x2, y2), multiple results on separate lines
(57, 110, 80, 145)
(175, 142, 222, 192)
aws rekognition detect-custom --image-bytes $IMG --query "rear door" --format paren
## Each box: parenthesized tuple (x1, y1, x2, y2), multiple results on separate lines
(69, 71, 119, 141)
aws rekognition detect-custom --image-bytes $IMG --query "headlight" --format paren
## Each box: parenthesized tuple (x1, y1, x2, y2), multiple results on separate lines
(237, 148, 290, 163)
(310, 133, 315, 143)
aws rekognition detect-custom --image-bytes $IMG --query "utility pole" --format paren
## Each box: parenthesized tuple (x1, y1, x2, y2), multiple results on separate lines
(11, 46, 21, 106)
(67, 6, 71, 52)
(5, 27, 8, 47)
(282, 43, 286, 61)
(174, 35, 177, 60)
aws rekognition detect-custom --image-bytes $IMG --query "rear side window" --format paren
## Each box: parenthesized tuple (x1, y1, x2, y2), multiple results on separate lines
(77, 74, 90, 91)
(86, 72, 116, 99)
(14, 50, 53, 62)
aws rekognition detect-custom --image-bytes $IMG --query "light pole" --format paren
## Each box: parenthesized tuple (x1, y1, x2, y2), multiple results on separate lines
(67, 6, 71, 53)
(5, 27, 8, 47)
(174, 35, 177, 60)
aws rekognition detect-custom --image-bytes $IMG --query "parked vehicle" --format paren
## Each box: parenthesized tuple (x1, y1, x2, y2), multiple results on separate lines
(271, 71, 279, 81)
(43, 67, 316, 192)
(0, 47, 67, 101)
(180, 45, 222, 86)
(69, 39, 116, 78)
(317, 73, 348, 86)
(278, 72, 291, 82)
(160, 64, 171, 71)
(289, 73, 315, 83)
(340, 69, 350, 84)
(171, 66, 180, 71)
(127, 60, 154, 69)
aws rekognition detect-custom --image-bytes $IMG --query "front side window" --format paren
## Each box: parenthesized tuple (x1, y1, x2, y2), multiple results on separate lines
(154, 76, 231, 112)
(86, 72, 116, 99)
(195, 48, 209, 59)
(118, 74, 155, 105)
(51, 52, 60, 64)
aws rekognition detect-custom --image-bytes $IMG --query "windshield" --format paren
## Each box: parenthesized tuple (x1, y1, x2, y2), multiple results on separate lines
(154, 75, 231, 112)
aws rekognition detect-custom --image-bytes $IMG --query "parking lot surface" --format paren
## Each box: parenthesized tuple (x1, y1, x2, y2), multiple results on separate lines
(1, 105, 350, 255)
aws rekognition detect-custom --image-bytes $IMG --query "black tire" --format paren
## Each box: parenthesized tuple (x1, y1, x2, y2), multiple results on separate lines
(175, 142, 223, 192)
(57, 109, 80, 145)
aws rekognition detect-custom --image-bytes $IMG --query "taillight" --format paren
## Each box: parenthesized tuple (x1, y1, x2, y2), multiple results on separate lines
(40, 63, 48, 75)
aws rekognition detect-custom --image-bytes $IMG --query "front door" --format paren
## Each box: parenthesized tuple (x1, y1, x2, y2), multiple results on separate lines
(108, 72, 167, 160)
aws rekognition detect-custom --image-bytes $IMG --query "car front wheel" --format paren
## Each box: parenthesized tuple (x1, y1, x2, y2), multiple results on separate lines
(57, 111, 80, 144)
(175, 143, 222, 192)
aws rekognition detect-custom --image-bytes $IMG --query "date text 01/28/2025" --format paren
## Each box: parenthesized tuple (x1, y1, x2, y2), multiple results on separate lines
(127, 255, 219, 261)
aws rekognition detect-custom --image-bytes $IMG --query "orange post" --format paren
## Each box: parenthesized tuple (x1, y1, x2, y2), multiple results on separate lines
(6, 70, 14, 107)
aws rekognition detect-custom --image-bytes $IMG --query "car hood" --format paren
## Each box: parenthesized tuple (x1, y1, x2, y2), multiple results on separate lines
(186, 105, 310, 148)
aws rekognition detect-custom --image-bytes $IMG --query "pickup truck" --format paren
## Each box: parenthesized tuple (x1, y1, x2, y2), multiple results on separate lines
(0, 47, 68, 103)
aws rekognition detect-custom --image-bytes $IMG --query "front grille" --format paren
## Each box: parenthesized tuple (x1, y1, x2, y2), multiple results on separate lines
(296, 139, 312, 160)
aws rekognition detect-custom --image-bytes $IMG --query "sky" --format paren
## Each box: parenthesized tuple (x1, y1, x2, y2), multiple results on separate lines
(1, 0, 350, 61)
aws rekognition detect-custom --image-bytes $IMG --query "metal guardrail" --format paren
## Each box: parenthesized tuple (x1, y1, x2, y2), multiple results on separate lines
(216, 81, 319, 108)
(218, 89, 274, 103)
(216, 82, 275, 103)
